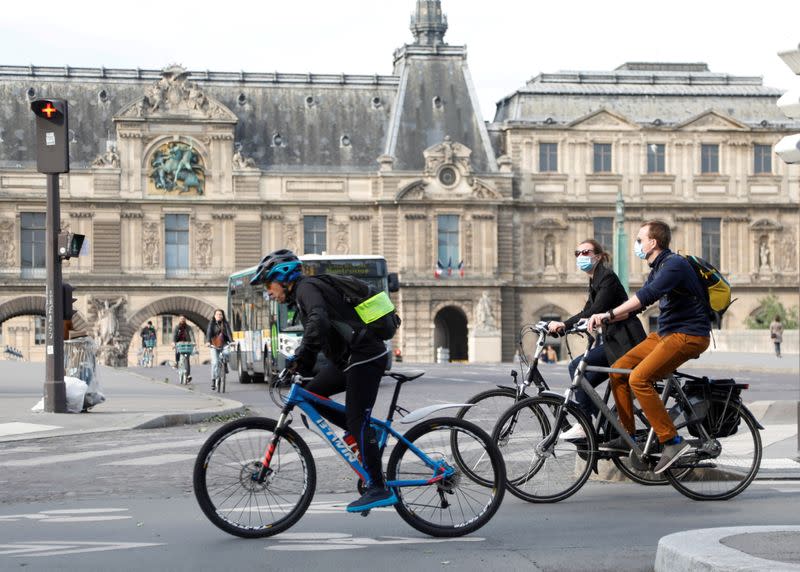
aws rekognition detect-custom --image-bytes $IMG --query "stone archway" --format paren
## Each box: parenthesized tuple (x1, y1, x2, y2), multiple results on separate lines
(117, 295, 217, 367)
(0, 295, 90, 332)
(433, 305, 469, 362)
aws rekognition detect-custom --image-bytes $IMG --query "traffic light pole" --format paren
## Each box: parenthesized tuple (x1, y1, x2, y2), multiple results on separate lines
(44, 172, 66, 413)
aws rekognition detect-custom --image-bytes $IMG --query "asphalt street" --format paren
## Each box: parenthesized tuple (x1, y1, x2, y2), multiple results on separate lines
(1, 423, 799, 572)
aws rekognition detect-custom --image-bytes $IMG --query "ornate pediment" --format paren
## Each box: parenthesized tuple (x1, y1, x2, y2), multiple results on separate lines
(115, 65, 238, 123)
(750, 218, 782, 231)
(570, 109, 639, 131)
(532, 217, 567, 230)
(396, 180, 427, 201)
(470, 178, 502, 200)
(396, 177, 502, 202)
(423, 136, 472, 176)
(676, 110, 748, 132)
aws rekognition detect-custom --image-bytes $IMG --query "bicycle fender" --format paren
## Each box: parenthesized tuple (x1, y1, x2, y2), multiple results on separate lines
(539, 390, 564, 400)
(399, 403, 474, 424)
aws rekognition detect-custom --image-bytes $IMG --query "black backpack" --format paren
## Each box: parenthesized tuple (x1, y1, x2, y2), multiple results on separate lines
(314, 274, 401, 341)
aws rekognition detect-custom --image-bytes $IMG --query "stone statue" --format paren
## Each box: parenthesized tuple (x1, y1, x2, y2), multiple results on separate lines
(91, 145, 120, 168)
(335, 223, 349, 254)
(232, 148, 256, 169)
(545, 236, 555, 268)
(94, 297, 125, 347)
(759, 238, 771, 270)
(782, 232, 797, 271)
(475, 291, 497, 331)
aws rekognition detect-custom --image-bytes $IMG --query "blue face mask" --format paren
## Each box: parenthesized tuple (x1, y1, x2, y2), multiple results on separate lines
(576, 255, 594, 272)
(634, 240, 649, 260)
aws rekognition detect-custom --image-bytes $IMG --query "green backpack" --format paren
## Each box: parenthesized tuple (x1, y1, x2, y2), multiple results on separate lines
(677, 253, 734, 324)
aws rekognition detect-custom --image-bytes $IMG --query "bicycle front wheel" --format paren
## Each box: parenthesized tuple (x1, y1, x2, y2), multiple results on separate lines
(193, 417, 316, 538)
(453, 387, 520, 485)
(387, 417, 505, 537)
(493, 395, 595, 503)
(665, 399, 762, 501)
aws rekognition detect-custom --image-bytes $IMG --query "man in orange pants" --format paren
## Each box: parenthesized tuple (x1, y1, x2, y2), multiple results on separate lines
(588, 220, 711, 474)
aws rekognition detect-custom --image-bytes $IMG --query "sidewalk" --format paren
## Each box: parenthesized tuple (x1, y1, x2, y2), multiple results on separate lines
(656, 526, 800, 571)
(0, 361, 245, 443)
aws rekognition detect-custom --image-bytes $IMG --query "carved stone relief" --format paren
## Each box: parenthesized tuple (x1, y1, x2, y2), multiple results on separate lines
(142, 222, 160, 268)
(335, 223, 349, 255)
(284, 223, 298, 252)
(196, 223, 213, 269)
(91, 146, 120, 168)
(0, 220, 15, 267)
(781, 230, 797, 271)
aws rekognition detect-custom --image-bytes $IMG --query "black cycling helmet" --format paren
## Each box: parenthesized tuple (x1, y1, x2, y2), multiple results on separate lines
(250, 249, 302, 285)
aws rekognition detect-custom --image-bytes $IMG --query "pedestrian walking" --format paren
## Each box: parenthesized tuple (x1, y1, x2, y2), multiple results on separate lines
(769, 315, 784, 358)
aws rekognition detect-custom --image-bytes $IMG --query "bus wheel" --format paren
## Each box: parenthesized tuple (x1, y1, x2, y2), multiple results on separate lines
(238, 351, 252, 384)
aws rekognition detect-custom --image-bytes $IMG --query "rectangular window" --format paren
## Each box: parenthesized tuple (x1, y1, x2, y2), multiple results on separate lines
(593, 143, 612, 173)
(162, 316, 173, 343)
(34, 316, 46, 345)
(593, 217, 614, 252)
(303, 216, 327, 255)
(647, 143, 665, 173)
(538, 142, 558, 172)
(701, 144, 719, 174)
(437, 215, 460, 273)
(753, 144, 772, 174)
(21, 212, 46, 278)
(701, 218, 721, 268)
(165, 214, 189, 277)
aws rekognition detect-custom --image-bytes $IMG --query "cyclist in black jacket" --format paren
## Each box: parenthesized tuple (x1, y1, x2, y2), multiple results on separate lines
(250, 249, 393, 513)
(548, 238, 645, 439)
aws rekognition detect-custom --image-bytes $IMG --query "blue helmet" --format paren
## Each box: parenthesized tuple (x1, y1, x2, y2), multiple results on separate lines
(251, 249, 302, 285)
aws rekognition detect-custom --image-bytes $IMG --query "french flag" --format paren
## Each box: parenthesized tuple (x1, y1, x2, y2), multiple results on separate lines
(434, 260, 444, 279)
(458, 260, 465, 277)
(447, 257, 453, 276)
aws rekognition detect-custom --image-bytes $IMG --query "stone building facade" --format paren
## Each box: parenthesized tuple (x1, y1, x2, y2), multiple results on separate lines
(0, 1, 797, 365)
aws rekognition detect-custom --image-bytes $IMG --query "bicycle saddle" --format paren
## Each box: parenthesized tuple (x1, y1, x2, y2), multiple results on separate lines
(384, 370, 425, 384)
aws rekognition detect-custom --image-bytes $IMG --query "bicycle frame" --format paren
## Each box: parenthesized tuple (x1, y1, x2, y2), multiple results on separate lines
(258, 381, 454, 487)
(545, 327, 713, 460)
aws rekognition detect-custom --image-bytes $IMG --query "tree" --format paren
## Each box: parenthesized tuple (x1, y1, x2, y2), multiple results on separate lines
(745, 295, 799, 329)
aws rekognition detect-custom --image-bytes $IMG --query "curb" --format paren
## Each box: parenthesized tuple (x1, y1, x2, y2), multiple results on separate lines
(133, 402, 248, 429)
(655, 526, 800, 572)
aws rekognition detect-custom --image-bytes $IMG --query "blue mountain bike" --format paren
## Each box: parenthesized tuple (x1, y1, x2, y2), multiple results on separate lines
(193, 369, 505, 538)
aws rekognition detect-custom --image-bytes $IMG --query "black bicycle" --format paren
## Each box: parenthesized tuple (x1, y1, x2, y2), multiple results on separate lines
(492, 321, 763, 502)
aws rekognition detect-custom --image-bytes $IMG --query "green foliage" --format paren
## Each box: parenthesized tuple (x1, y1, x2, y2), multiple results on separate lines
(745, 295, 799, 329)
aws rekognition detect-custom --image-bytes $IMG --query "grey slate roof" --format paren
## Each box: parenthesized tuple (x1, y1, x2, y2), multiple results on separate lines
(493, 64, 798, 129)
(0, 67, 403, 171)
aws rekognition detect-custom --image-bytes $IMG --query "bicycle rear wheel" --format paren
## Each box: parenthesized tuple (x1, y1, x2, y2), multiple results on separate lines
(387, 417, 505, 537)
(493, 395, 595, 503)
(193, 417, 316, 537)
(665, 399, 762, 501)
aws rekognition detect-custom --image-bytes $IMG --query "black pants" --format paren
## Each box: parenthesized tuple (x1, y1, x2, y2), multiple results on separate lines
(305, 353, 388, 487)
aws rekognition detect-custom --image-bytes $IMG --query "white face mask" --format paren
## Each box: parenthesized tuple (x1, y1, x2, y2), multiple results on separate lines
(634, 238, 652, 260)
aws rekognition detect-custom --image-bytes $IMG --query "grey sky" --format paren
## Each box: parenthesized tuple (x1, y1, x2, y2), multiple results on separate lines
(2, 0, 798, 119)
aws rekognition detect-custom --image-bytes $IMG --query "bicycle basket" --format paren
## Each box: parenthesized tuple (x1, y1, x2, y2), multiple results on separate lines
(684, 379, 742, 438)
(176, 342, 195, 355)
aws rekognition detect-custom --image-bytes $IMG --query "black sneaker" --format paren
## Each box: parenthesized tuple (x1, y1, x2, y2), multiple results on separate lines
(599, 435, 632, 454)
(654, 437, 691, 474)
(345, 486, 398, 513)
(211, 382, 216, 391)
(187, 375, 192, 383)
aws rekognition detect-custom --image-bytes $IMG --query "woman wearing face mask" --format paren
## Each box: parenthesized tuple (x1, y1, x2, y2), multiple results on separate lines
(548, 239, 646, 439)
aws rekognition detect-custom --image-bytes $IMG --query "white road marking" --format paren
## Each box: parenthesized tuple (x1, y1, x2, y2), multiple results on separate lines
(0, 508, 131, 523)
(0, 541, 163, 557)
(0, 423, 61, 437)
(0, 438, 205, 467)
(101, 453, 197, 466)
(759, 458, 800, 470)
(266, 533, 484, 551)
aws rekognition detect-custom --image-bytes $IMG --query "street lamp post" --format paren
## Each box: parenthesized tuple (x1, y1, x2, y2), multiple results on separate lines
(613, 189, 629, 292)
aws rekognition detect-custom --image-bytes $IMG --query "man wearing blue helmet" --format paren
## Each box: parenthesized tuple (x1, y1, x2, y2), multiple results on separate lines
(252, 249, 393, 512)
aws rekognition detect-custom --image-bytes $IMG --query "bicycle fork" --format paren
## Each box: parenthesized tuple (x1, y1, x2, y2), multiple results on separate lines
(255, 408, 293, 483)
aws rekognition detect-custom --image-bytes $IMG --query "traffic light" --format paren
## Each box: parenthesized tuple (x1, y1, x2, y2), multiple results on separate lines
(58, 232, 85, 260)
(30, 98, 69, 174)
(62, 283, 77, 321)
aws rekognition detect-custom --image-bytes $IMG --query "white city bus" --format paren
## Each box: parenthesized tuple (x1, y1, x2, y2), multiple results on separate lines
(227, 254, 399, 384)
